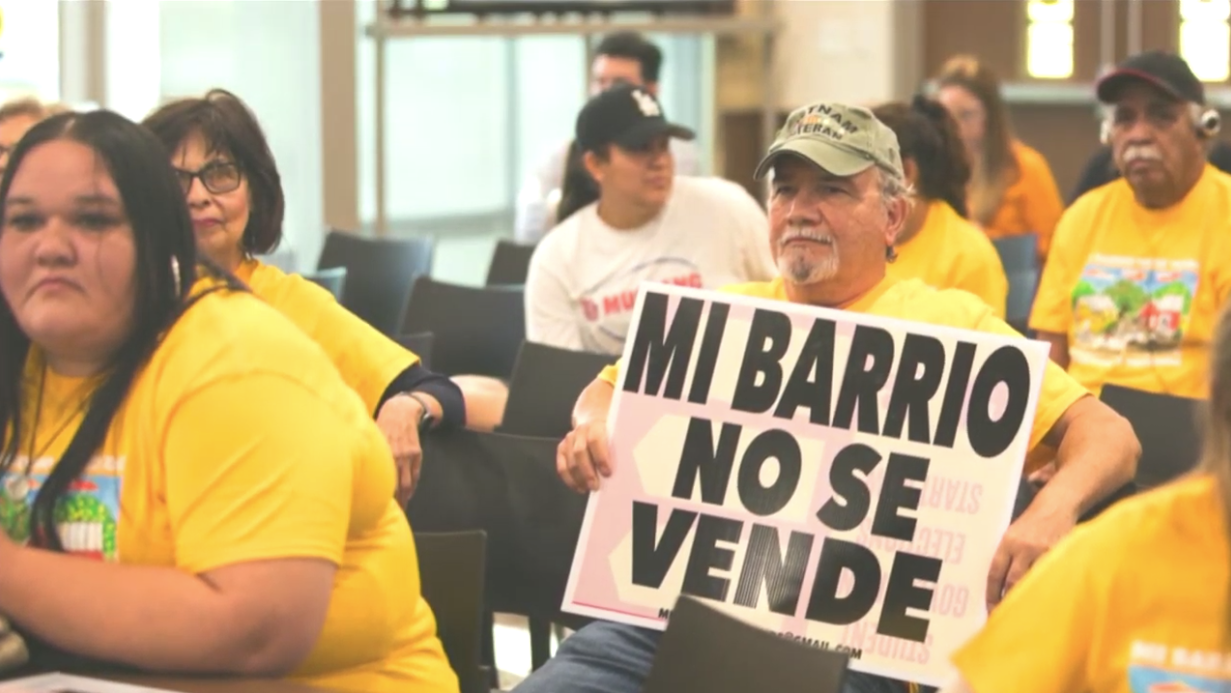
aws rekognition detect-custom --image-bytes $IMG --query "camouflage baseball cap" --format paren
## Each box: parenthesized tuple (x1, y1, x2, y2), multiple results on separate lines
(754, 101, 904, 182)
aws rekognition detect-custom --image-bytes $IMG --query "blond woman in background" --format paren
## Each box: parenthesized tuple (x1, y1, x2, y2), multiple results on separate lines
(935, 55, 1064, 263)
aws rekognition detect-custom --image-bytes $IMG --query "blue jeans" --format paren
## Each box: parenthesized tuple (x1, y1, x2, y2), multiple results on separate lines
(511, 621, 914, 693)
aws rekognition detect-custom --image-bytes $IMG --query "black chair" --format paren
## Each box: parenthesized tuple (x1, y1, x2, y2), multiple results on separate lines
(415, 530, 488, 693)
(410, 428, 590, 676)
(642, 596, 849, 693)
(402, 277, 525, 378)
(1101, 384, 1202, 490)
(499, 342, 612, 438)
(992, 233, 1039, 335)
(398, 332, 436, 371)
(489, 431, 592, 671)
(485, 239, 536, 287)
(318, 230, 434, 336)
(300, 266, 347, 301)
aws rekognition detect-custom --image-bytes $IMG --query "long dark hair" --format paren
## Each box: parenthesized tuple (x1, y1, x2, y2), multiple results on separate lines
(142, 89, 285, 255)
(556, 139, 601, 224)
(1201, 302, 1231, 640)
(0, 110, 232, 551)
(873, 96, 973, 218)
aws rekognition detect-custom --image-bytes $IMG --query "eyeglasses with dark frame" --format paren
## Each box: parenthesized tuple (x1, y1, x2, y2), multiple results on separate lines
(175, 161, 242, 195)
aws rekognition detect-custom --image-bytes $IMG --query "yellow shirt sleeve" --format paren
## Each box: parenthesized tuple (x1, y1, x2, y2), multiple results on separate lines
(951, 519, 1110, 693)
(974, 311, 1090, 451)
(598, 362, 620, 387)
(954, 252, 1009, 320)
(1029, 200, 1092, 336)
(162, 372, 376, 574)
(251, 267, 416, 414)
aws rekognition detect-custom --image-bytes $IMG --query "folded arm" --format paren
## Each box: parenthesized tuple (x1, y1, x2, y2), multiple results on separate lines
(0, 373, 369, 675)
(1035, 394, 1139, 520)
(0, 550, 333, 676)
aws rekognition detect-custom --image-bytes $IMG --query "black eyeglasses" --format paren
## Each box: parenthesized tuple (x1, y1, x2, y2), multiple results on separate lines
(175, 161, 242, 195)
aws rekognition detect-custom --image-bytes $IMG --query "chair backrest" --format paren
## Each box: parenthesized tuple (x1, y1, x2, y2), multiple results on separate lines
(483, 431, 590, 627)
(414, 530, 488, 693)
(1100, 384, 1202, 489)
(318, 230, 435, 336)
(402, 276, 525, 378)
(992, 233, 1039, 332)
(410, 429, 589, 628)
(485, 239, 536, 287)
(398, 332, 436, 371)
(642, 596, 850, 693)
(500, 342, 613, 438)
(299, 266, 347, 301)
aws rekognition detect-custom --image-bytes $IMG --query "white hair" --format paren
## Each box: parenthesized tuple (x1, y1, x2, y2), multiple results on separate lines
(878, 167, 915, 214)
(1099, 101, 1209, 134)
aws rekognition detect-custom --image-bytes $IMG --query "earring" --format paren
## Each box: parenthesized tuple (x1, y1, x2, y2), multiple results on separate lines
(886, 245, 898, 263)
(171, 256, 182, 295)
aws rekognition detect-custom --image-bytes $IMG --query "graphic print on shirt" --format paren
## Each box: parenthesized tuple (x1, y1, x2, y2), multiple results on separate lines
(578, 256, 702, 352)
(1069, 254, 1199, 368)
(1127, 641, 1231, 693)
(0, 454, 122, 561)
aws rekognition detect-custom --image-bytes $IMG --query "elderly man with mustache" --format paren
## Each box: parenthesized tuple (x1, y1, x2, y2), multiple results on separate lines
(511, 101, 1139, 693)
(1031, 51, 1231, 401)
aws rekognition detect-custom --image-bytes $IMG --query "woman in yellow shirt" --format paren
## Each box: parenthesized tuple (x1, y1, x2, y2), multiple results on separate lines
(142, 90, 464, 505)
(935, 55, 1064, 262)
(0, 110, 457, 691)
(944, 309, 1231, 693)
(873, 96, 1008, 318)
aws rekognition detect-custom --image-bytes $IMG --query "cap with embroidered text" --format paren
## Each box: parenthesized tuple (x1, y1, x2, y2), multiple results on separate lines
(575, 84, 696, 153)
(754, 102, 904, 182)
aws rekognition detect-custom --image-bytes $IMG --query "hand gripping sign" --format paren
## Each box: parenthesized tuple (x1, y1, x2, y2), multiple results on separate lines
(562, 284, 1049, 687)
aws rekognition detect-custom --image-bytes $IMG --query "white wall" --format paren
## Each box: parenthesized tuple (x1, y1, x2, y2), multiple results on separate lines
(772, 0, 921, 110)
(0, 0, 61, 103)
(104, 0, 325, 272)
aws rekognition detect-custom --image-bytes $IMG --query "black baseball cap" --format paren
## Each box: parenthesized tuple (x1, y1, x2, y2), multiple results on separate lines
(1096, 51, 1206, 104)
(575, 84, 695, 153)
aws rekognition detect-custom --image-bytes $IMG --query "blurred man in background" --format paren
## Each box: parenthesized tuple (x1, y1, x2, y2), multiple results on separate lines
(514, 31, 701, 245)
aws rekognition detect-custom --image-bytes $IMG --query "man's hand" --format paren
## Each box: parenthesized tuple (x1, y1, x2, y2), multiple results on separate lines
(985, 502, 1077, 609)
(376, 394, 426, 506)
(557, 420, 612, 493)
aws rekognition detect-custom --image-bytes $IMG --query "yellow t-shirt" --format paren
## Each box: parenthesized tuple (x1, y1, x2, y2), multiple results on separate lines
(236, 259, 418, 413)
(952, 474, 1230, 693)
(2, 285, 457, 693)
(1029, 165, 1231, 399)
(598, 276, 1088, 468)
(980, 141, 1065, 262)
(890, 200, 1009, 319)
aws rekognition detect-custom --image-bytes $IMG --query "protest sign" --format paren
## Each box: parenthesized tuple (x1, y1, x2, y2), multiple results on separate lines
(561, 283, 1051, 686)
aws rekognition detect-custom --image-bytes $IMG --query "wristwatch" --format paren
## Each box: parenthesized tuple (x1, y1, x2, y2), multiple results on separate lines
(403, 391, 436, 430)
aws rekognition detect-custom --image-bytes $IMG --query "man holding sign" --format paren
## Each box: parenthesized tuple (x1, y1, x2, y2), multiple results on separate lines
(514, 102, 1139, 693)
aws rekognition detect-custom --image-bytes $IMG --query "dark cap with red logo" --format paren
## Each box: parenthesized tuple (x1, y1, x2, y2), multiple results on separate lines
(1096, 51, 1206, 105)
(575, 84, 695, 153)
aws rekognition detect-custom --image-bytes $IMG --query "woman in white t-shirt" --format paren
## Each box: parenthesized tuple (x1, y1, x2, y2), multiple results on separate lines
(526, 84, 775, 356)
